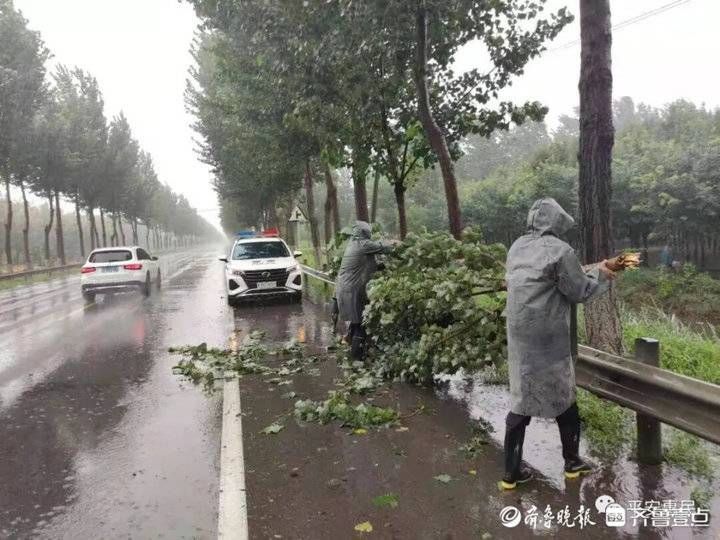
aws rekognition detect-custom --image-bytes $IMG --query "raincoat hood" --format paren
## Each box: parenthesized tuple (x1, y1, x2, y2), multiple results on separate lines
(352, 221, 372, 240)
(526, 198, 575, 237)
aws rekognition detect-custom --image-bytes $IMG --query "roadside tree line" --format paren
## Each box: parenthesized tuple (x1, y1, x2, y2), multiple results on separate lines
(462, 98, 720, 266)
(0, 0, 218, 270)
(186, 0, 572, 254)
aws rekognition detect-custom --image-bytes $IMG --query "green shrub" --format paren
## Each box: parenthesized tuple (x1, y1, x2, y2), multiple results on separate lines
(664, 429, 715, 479)
(623, 310, 720, 384)
(617, 266, 720, 326)
(576, 389, 633, 457)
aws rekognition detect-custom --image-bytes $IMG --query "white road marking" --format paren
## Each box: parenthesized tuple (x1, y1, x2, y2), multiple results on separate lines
(218, 374, 249, 540)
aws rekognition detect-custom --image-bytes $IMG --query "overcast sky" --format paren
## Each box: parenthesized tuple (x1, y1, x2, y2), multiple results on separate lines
(14, 0, 720, 231)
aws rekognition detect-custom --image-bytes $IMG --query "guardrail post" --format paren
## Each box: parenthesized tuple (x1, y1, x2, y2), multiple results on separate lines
(635, 337, 663, 465)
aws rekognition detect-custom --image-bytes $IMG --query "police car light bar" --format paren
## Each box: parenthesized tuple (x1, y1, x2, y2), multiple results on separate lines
(235, 228, 279, 238)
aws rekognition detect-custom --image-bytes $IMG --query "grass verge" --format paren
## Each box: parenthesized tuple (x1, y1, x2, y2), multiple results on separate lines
(0, 266, 78, 291)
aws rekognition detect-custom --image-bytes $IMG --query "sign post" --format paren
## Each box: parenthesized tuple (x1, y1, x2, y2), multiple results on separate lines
(288, 206, 307, 248)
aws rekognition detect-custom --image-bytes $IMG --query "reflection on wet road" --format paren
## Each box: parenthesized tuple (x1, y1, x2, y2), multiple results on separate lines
(0, 251, 226, 539)
(1, 250, 718, 539)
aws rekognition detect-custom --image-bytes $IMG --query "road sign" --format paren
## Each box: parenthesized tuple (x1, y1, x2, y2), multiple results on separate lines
(288, 206, 307, 223)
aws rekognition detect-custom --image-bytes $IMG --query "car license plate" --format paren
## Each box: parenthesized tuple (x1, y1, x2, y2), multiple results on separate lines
(257, 281, 276, 289)
(102, 266, 119, 273)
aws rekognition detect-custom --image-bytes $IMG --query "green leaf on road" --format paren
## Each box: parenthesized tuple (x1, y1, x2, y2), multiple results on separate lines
(433, 474, 452, 484)
(354, 521, 373, 533)
(372, 493, 399, 508)
(260, 423, 284, 435)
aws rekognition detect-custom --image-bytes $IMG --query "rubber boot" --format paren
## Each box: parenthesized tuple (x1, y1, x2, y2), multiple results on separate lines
(350, 335, 365, 359)
(500, 413, 533, 490)
(349, 324, 366, 360)
(557, 403, 593, 479)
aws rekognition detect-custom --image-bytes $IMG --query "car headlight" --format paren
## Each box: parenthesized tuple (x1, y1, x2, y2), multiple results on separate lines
(286, 264, 300, 272)
(232, 270, 244, 276)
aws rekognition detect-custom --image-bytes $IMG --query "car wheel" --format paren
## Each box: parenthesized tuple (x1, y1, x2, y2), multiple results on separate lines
(82, 292, 95, 305)
(143, 274, 151, 297)
(156, 270, 162, 290)
(227, 296, 237, 307)
(292, 291, 302, 304)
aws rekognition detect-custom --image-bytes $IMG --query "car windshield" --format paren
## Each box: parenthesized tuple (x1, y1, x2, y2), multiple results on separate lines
(89, 250, 133, 263)
(232, 241, 289, 260)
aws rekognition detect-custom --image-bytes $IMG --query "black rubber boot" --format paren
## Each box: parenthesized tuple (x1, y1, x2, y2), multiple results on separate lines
(500, 413, 533, 490)
(564, 457, 593, 479)
(557, 403, 593, 479)
(349, 324, 367, 359)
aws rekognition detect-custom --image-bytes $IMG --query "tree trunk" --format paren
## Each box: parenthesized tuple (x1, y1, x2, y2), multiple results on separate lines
(55, 191, 66, 265)
(75, 195, 85, 258)
(371, 168, 380, 223)
(87, 209, 96, 251)
(20, 181, 32, 270)
(93, 211, 100, 247)
(118, 215, 126, 245)
(323, 187, 332, 245)
(100, 209, 108, 247)
(131, 218, 139, 245)
(324, 164, 340, 240)
(394, 183, 408, 240)
(44, 193, 55, 264)
(352, 166, 369, 222)
(145, 222, 151, 249)
(110, 213, 118, 246)
(413, 3, 462, 239)
(578, 0, 623, 355)
(304, 160, 323, 266)
(4, 176, 13, 266)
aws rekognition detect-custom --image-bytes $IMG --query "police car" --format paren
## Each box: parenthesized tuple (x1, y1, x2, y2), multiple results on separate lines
(220, 229, 303, 305)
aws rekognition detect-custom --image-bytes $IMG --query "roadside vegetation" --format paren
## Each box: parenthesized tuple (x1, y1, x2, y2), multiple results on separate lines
(1, 2, 219, 274)
(0, 265, 78, 291)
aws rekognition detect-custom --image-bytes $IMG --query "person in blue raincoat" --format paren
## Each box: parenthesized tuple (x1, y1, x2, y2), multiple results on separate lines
(660, 244, 672, 269)
(501, 198, 620, 490)
(334, 221, 394, 358)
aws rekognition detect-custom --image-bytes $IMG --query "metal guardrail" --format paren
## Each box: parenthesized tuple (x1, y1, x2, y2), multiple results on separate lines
(0, 263, 82, 281)
(300, 264, 335, 285)
(301, 264, 720, 451)
(576, 343, 720, 447)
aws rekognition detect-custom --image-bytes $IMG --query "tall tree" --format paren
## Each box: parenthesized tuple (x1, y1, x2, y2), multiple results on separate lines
(578, 0, 622, 353)
(54, 66, 108, 257)
(103, 112, 139, 246)
(0, 0, 49, 266)
(34, 95, 69, 264)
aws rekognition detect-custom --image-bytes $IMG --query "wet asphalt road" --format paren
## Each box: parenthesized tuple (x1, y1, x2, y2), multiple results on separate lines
(1, 252, 718, 539)
(0, 250, 228, 539)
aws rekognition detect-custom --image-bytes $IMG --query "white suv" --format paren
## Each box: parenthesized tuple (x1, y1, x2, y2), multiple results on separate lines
(220, 235, 302, 305)
(80, 246, 161, 303)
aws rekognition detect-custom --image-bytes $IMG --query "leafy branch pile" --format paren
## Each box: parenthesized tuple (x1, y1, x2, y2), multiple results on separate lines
(170, 331, 315, 392)
(171, 335, 401, 431)
(364, 228, 508, 385)
(294, 391, 399, 430)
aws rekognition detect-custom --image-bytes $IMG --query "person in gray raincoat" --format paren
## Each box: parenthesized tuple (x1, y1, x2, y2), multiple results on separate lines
(500, 198, 620, 489)
(335, 221, 394, 358)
